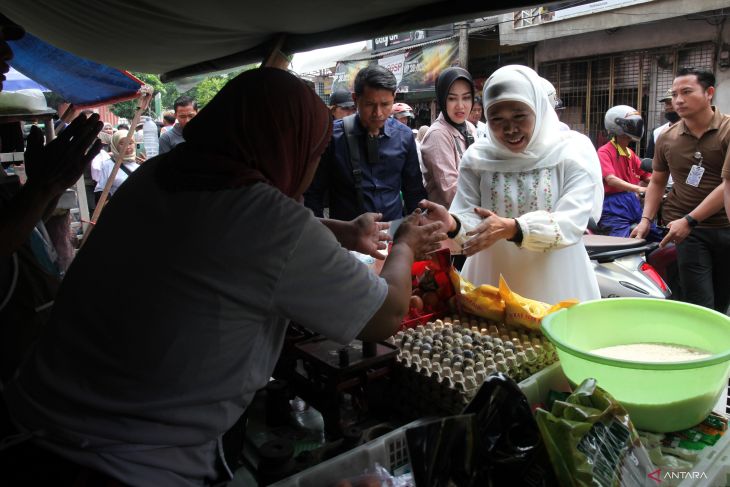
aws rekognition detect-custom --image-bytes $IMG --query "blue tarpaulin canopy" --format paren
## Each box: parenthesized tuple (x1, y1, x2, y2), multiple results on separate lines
(5, 67, 49, 92)
(8, 32, 142, 108)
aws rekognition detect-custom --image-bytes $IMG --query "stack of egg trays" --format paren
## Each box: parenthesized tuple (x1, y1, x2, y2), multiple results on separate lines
(387, 314, 558, 420)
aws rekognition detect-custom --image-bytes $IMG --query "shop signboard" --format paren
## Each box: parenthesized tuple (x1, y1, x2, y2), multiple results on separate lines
(378, 53, 406, 85)
(398, 40, 458, 93)
(374, 31, 425, 51)
(549, 0, 652, 21)
(372, 25, 453, 52)
(331, 59, 371, 93)
(331, 39, 459, 94)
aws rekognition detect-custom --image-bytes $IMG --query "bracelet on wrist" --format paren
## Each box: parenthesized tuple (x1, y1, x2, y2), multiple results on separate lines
(507, 218, 524, 244)
(446, 215, 461, 239)
(641, 216, 652, 223)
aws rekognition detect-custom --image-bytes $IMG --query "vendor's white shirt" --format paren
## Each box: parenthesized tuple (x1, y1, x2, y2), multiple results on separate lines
(449, 157, 601, 304)
(90, 149, 111, 183)
(5, 160, 388, 486)
(94, 158, 139, 195)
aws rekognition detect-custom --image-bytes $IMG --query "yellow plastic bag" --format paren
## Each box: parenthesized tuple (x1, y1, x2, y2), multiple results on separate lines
(449, 268, 505, 322)
(498, 275, 577, 331)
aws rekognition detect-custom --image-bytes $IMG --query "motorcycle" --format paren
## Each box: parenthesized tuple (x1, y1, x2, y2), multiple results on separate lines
(585, 233, 670, 299)
(639, 157, 681, 299)
(583, 157, 678, 300)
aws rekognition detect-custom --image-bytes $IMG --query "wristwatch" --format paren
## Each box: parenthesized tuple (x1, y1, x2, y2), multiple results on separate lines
(683, 214, 699, 228)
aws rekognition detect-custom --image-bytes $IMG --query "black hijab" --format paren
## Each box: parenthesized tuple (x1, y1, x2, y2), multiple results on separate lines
(436, 67, 476, 147)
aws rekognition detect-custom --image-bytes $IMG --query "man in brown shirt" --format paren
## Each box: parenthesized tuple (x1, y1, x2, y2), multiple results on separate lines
(633, 67, 730, 312)
(724, 139, 730, 220)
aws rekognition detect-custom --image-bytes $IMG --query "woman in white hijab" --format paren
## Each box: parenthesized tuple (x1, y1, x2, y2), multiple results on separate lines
(93, 129, 140, 199)
(421, 65, 602, 303)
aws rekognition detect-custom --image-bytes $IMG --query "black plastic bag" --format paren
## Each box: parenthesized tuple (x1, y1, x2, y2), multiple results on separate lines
(405, 414, 478, 487)
(462, 372, 559, 487)
(404, 373, 557, 487)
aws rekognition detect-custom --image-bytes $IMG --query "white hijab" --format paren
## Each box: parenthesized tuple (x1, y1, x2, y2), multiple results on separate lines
(461, 65, 602, 221)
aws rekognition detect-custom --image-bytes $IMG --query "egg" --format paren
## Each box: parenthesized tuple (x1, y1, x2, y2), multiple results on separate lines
(409, 295, 424, 311)
(422, 292, 440, 308)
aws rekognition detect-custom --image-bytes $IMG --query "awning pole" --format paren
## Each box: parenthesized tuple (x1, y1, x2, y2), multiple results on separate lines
(80, 86, 153, 247)
(263, 34, 289, 69)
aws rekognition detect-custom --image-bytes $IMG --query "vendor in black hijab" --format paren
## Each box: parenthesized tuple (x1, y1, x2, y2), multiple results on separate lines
(420, 67, 477, 207)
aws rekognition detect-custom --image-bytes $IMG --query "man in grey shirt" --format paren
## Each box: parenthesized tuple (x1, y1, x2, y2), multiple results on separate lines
(159, 95, 198, 154)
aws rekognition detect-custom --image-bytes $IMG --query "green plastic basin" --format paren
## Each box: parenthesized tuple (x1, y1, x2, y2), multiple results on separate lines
(541, 298, 730, 433)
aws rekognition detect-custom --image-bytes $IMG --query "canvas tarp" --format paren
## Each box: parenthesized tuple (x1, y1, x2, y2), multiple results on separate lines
(0, 0, 542, 81)
(8, 32, 142, 108)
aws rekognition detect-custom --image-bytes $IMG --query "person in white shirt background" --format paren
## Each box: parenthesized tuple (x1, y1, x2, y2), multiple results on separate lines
(94, 129, 140, 200)
(468, 95, 488, 138)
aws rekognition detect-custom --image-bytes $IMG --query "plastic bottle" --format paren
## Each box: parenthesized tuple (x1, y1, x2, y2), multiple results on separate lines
(291, 397, 325, 447)
(143, 117, 159, 158)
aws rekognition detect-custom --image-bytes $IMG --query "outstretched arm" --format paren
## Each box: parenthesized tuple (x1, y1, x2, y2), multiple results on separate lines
(0, 113, 102, 257)
(319, 213, 391, 260)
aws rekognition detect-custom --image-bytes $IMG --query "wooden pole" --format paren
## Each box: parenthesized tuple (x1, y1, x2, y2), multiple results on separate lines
(80, 86, 153, 247)
(59, 104, 76, 126)
(263, 34, 289, 69)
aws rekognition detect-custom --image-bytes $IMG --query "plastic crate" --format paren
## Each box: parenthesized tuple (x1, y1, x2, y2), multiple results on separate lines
(517, 362, 571, 408)
(271, 369, 562, 487)
(677, 430, 730, 486)
(273, 364, 730, 487)
(524, 363, 730, 487)
(270, 419, 427, 487)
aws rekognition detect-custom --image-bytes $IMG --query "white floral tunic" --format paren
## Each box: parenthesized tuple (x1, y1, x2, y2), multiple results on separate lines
(449, 156, 601, 304)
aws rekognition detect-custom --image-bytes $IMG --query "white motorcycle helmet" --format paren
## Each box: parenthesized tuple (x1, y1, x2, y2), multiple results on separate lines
(604, 105, 644, 142)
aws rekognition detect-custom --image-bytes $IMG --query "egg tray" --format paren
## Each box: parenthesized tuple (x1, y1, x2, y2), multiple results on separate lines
(385, 314, 558, 420)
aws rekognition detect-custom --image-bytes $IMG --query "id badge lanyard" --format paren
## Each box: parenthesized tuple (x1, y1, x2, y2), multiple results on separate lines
(686, 150, 705, 187)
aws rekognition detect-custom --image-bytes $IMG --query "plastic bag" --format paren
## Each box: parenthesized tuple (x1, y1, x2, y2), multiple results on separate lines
(449, 268, 505, 322)
(463, 372, 559, 487)
(332, 463, 414, 487)
(535, 378, 656, 487)
(404, 415, 477, 487)
(404, 374, 558, 487)
(498, 276, 576, 330)
(404, 249, 455, 327)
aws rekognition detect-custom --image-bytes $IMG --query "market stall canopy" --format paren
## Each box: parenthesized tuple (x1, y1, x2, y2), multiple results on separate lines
(8, 33, 143, 108)
(290, 41, 368, 75)
(0, 0, 544, 82)
(4, 67, 48, 92)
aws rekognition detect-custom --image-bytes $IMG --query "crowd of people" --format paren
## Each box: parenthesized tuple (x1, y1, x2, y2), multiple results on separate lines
(1, 10, 729, 486)
(313, 64, 729, 311)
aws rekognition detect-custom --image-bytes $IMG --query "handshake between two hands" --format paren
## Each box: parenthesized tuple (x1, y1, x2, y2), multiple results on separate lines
(352, 200, 515, 261)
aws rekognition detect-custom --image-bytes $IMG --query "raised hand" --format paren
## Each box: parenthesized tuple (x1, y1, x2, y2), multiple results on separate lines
(461, 207, 517, 256)
(417, 199, 457, 233)
(138, 85, 154, 109)
(24, 112, 102, 195)
(350, 212, 391, 260)
(393, 213, 446, 260)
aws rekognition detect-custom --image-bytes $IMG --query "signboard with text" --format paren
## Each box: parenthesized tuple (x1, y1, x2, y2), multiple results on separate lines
(331, 40, 459, 94)
(372, 25, 454, 53)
